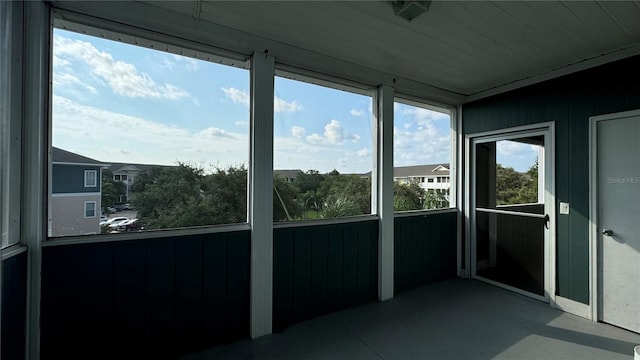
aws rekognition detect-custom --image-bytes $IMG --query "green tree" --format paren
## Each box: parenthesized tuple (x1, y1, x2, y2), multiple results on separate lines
(294, 170, 326, 218)
(273, 175, 303, 221)
(295, 170, 325, 194)
(393, 182, 425, 211)
(205, 165, 248, 224)
(301, 190, 321, 219)
(319, 174, 371, 218)
(423, 189, 449, 209)
(321, 197, 361, 218)
(515, 158, 538, 204)
(101, 169, 126, 212)
(132, 163, 248, 229)
(495, 160, 538, 205)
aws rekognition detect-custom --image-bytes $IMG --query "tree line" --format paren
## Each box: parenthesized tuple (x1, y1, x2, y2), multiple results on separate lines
(496, 159, 538, 205)
(101, 164, 450, 230)
(101, 160, 536, 231)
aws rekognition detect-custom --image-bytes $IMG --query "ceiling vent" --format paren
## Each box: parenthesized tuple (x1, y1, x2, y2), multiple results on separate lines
(390, 1, 431, 22)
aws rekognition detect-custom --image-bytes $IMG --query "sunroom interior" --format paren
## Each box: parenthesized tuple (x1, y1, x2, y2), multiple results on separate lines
(2, 1, 640, 359)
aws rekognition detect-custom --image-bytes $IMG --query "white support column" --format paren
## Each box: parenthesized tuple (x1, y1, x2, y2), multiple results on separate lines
(249, 51, 274, 338)
(455, 105, 467, 277)
(375, 84, 394, 301)
(22, 2, 50, 359)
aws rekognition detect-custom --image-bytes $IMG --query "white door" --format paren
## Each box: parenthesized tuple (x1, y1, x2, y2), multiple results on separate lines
(597, 113, 640, 333)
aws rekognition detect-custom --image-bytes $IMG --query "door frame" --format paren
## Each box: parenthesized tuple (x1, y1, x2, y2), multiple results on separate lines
(589, 108, 640, 323)
(464, 122, 556, 303)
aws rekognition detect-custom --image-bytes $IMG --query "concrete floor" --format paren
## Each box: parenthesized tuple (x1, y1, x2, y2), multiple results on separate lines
(180, 279, 640, 360)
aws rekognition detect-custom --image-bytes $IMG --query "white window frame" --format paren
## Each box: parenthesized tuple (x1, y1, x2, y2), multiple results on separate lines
(0, 0, 23, 249)
(84, 201, 96, 218)
(84, 170, 97, 188)
(272, 67, 377, 221)
(48, 14, 252, 242)
(391, 97, 456, 213)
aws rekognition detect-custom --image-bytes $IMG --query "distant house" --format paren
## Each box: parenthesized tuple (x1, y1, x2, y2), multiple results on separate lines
(49, 147, 108, 236)
(355, 164, 451, 193)
(394, 164, 450, 192)
(274, 169, 301, 183)
(107, 162, 173, 202)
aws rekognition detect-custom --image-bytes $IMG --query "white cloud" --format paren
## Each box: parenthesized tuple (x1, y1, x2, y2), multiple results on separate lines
(356, 148, 370, 157)
(275, 97, 303, 112)
(393, 105, 451, 167)
(52, 95, 248, 167)
(273, 136, 372, 174)
(195, 127, 236, 139)
(221, 87, 302, 113)
(172, 54, 199, 71)
(52, 54, 70, 68)
(234, 121, 248, 127)
(291, 126, 306, 138)
(305, 133, 323, 144)
(324, 120, 344, 144)
(497, 141, 538, 156)
(53, 72, 98, 95)
(54, 35, 189, 100)
(221, 87, 250, 107)
(350, 109, 365, 117)
(496, 141, 540, 171)
(299, 119, 361, 146)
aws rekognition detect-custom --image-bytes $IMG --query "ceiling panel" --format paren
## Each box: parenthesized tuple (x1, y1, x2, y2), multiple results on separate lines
(78, 0, 640, 102)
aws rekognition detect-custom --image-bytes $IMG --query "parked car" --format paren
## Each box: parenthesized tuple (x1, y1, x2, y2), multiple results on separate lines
(116, 218, 144, 232)
(108, 218, 130, 230)
(100, 216, 128, 227)
(107, 206, 118, 213)
(121, 203, 134, 210)
(100, 215, 107, 222)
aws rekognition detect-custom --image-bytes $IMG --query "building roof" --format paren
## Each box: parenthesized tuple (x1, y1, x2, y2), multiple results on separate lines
(107, 162, 174, 174)
(274, 169, 302, 179)
(394, 164, 450, 178)
(51, 147, 108, 166)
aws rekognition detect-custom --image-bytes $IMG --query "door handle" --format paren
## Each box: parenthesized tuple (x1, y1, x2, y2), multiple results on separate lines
(602, 229, 613, 236)
(544, 214, 550, 229)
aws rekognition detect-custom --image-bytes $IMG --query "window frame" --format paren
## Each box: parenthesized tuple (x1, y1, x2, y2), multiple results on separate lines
(272, 68, 377, 223)
(392, 96, 456, 213)
(84, 170, 97, 188)
(0, 0, 23, 249)
(48, 14, 253, 241)
(84, 201, 96, 218)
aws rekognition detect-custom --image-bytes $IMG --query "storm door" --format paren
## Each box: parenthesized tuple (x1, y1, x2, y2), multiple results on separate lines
(469, 126, 554, 301)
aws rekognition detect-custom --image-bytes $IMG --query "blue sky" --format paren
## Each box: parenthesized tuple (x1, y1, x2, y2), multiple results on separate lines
(52, 29, 536, 174)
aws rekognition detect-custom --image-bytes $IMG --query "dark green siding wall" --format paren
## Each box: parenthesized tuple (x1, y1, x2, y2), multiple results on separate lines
(463, 55, 640, 304)
(41, 231, 250, 359)
(394, 211, 458, 294)
(52, 164, 102, 194)
(273, 220, 378, 332)
(1, 251, 27, 360)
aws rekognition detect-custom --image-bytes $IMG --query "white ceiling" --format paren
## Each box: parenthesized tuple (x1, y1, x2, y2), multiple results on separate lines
(53, 1, 640, 105)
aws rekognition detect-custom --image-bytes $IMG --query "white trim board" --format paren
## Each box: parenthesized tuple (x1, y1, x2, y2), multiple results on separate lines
(51, 192, 100, 197)
(552, 296, 592, 320)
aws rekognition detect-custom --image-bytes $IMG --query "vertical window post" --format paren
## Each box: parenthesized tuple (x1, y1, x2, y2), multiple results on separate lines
(375, 84, 394, 301)
(23, 1, 50, 359)
(249, 51, 274, 338)
(1, 0, 23, 250)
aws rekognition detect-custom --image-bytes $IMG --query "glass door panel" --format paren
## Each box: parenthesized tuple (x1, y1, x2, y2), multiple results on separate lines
(474, 136, 546, 297)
